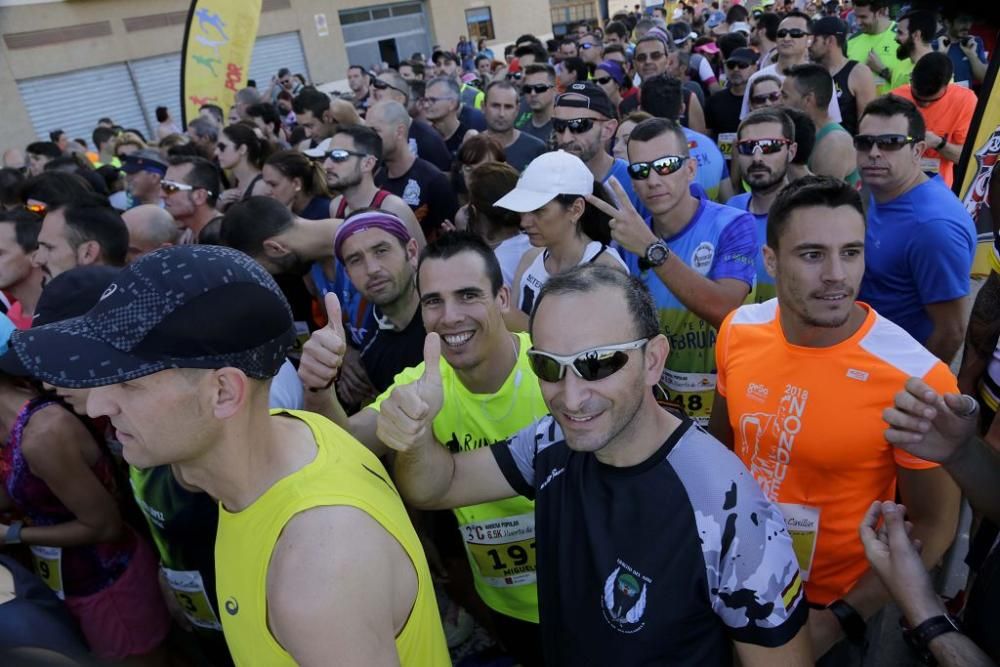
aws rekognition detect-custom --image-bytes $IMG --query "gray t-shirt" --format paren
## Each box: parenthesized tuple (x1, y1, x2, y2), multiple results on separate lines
(504, 131, 547, 173)
(519, 118, 553, 149)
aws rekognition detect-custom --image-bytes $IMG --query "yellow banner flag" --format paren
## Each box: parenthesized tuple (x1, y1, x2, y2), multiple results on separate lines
(954, 53, 1000, 277)
(180, 0, 263, 126)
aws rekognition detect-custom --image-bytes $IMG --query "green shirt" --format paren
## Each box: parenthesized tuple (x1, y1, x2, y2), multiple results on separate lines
(847, 25, 909, 95)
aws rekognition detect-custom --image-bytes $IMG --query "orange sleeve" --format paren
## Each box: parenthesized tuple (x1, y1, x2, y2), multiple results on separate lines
(892, 362, 959, 470)
(715, 311, 736, 398)
(949, 90, 978, 147)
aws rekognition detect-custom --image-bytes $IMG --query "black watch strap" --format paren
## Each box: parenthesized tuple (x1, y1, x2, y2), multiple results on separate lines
(911, 614, 959, 652)
(828, 599, 867, 644)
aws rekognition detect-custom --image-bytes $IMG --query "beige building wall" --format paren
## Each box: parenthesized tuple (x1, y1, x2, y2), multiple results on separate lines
(0, 0, 550, 152)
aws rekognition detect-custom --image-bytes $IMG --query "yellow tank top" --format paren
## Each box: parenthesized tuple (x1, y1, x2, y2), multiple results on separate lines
(214, 410, 449, 667)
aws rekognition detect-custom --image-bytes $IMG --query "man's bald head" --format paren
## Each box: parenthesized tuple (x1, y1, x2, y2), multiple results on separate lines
(122, 205, 181, 263)
(2, 149, 25, 170)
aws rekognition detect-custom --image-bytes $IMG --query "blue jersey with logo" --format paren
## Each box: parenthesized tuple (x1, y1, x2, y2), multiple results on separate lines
(621, 186, 756, 423)
(726, 192, 773, 303)
(684, 127, 728, 201)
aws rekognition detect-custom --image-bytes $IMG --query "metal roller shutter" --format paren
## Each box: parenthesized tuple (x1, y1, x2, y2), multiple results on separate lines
(16, 63, 146, 148)
(249, 32, 309, 86)
(131, 53, 183, 135)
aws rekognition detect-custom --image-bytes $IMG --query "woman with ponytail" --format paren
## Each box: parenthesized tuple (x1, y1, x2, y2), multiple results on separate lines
(260, 149, 332, 220)
(215, 122, 271, 211)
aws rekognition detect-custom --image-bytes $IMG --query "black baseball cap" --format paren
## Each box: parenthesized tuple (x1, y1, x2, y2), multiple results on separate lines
(1, 245, 296, 388)
(727, 47, 758, 65)
(555, 82, 616, 119)
(34, 266, 122, 327)
(667, 22, 697, 45)
(120, 149, 168, 176)
(811, 16, 847, 37)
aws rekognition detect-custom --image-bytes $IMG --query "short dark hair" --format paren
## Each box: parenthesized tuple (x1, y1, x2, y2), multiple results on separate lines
(26, 142, 62, 159)
(738, 108, 795, 142)
(198, 104, 225, 125)
(0, 209, 42, 253)
(524, 63, 556, 80)
(782, 108, 816, 165)
(767, 175, 864, 249)
(853, 0, 888, 10)
(334, 124, 383, 161)
(400, 59, 425, 78)
(726, 4, 750, 23)
(48, 130, 65, 143)
(757, 12, 781, 41)
(19, 171, 93, 207)
(860, 94, 926, 142)
(628, 117, 690, 157)
(167, 155, 222, 206)
(786, 63, 835, 109)
(718, 31, 749, 58)
(515, 34, 543, 48)
(219, 196, 294, 258)
(0, 168, 25, 208)
(605, 20, 628, 40)
(514, 43, 548, 63)
(155, 106, 170, 123)
(91, 127, 116, 150)
(347, 65, 366, 76)
(899, 10, 936, 43)
(292, 87, 331, 119)
(246, 101, 282, 135)
(435, 51, 460, 66)
(780, 10, 812, 25)
(561, 57, 588, 83)
(530, 264, 660, 339)
(55, 195, 129, 266)
(416, 230, 503, 297)
(910, 52, 953, 98)
(639, 75, 684, 122)
(485, 79, 519, 102)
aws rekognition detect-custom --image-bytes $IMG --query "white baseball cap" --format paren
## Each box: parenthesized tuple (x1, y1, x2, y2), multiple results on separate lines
(302, 137, 332, 159)
(494, 151, 593, 213)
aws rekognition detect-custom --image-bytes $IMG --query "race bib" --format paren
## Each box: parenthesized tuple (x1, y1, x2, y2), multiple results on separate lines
(462, 513, 536, 588)
(920, 157, 941, 174)
(718, 133, 737, 161)
(779, 503, 820, 581)
(659, 369, 716, 425)
(162, 567, 222, 631)
(31, 546, 64, 599)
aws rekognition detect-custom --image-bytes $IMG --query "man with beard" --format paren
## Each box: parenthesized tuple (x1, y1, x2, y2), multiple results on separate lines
(847, 0, 910, 94)
(709, 176, 960, 664)
(726, 108, 797, 303)
(781, 64, 859, 187)
(483, 81, 545, 172)
(375, 263, 811, 666)
(332, 211, 425, 392)
(809, 16, 876, 136)
(856, 95, 975, 363)
(552, 82, 647, 216)
(33, 195, 127, 284)
(940, 10, 987, 89)
(892, 10, 934, 85)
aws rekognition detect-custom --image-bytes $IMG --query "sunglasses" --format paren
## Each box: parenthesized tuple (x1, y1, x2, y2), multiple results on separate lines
(161, 179, 212, 196)
(750, 91, 782, 105)
(23, 201, 47, 215)
(552, 117, 598, 134)
(580, 42, 597, 49)
(726, 60, 752, 69)
(522, 84, 554, 95)
(325, 149, 368, 163)
(593, 76, 615, 85)
(853, 134, 916, 152)
(528, 339, 648, 383)
(507, 71, 524, 80)
(736, 138, 791, 155)
(372, 79, 405, 95)
(635, 51, 666, 63)
(777, 28, 810, 38)
(627, 155, 688, 180)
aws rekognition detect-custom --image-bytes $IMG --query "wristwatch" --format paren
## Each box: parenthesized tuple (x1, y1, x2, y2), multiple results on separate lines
(935, 135, 948, 151)
(644, 240, 670, 268)
(908, 614, 960, 662)
(828, 599, 867, 645)
(5, 521, 22, 545)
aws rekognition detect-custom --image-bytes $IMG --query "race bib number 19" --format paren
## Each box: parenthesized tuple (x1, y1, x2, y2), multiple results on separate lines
(462, 513, 537, 588)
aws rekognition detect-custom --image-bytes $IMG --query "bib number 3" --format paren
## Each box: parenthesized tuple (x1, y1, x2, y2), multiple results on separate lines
(162, 568, 222, 631)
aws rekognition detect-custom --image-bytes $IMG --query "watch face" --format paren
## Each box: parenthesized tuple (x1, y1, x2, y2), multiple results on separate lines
(647, 244, 668, 265)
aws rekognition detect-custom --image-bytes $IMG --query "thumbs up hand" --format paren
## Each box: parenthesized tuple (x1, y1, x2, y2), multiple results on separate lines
(299, 292, 348, 392)
(376, 333, 445, 453)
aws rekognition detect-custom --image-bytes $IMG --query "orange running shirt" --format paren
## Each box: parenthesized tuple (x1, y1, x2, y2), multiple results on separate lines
(891, 84, 978, 188)
(716, 300, 955, 605)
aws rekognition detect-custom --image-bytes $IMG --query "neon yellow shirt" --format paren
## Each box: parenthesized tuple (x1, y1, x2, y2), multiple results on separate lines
(371, 331, 549, 622)
(847, 25, 908, 95)
(215, 410, 449, 666)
